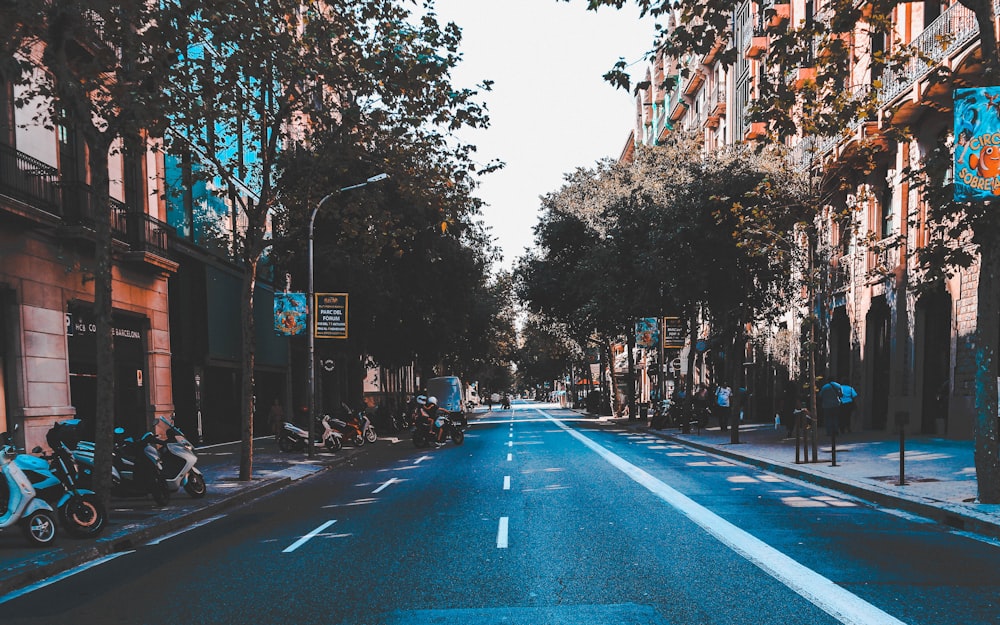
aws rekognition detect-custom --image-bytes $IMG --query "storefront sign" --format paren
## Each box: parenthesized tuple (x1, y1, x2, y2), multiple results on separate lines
(274, 292, 307, 337)
(954, 87, 1000, 201)
(315, 293, 348, 339)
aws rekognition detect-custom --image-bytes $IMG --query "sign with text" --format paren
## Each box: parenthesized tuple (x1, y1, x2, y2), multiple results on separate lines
(635, 317, 660, 349)
(955, 86, 1000, 201)
(663, 317, 685, 349)
(315, 293, 348, 339)
(274, 292, 307, 336)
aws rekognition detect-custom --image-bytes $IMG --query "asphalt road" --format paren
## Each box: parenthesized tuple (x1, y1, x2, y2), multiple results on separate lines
(2, 402, 998, 624)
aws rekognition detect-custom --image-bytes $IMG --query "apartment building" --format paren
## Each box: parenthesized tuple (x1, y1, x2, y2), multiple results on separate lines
(0, 66, 177, 450)
(631, 0, 987, 437)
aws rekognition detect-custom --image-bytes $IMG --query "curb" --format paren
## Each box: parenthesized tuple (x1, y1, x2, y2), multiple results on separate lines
(630, 424, 1000, 542)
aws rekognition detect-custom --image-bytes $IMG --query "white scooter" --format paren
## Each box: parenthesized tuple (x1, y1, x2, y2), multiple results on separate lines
(0, 427, 58, 546)
(277, 415, 342, 452)
(154, 417, 206, 498)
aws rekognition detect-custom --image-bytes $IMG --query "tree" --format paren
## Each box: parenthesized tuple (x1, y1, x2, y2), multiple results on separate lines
(2, 0, 176, 510)
(587, 0, 1000, 497)
(161, 0, 497, 480)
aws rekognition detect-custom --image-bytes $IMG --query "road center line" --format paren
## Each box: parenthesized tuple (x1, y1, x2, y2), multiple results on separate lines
(373, 478, 398, 494)
(507, 453, 513, 462)
(283, 520, 337, 553)
(497, 517, 509, 548)
(503, 475, 511, 490)
(412, 455, 432, 464)
(538, 409, 909, 625)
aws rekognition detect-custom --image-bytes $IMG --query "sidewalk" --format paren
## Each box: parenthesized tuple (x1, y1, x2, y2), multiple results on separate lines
(614, 416, 1000, 539)
(0, 435, 368, 597)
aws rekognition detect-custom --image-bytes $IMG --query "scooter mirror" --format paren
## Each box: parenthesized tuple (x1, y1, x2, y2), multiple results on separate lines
(114, 427, 126, 435)
(31, 446, 42, 454)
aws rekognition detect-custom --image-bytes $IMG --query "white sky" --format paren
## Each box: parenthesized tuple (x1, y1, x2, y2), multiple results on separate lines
(430, 0, 657, 270)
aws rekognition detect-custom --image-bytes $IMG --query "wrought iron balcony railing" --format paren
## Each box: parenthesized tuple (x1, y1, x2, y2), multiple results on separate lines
(0, 142, 60, 214)
(2, 143, 173, 266)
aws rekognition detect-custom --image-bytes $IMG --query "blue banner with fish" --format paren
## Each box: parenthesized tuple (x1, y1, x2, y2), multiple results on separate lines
(955, 87, 1000, 201)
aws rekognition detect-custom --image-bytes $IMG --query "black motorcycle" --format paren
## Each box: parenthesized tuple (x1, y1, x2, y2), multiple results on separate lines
(73, 429, 171, 506)
(412, 412, 465, 448)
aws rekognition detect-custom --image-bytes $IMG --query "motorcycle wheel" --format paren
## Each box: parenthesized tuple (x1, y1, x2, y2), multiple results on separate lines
(353, 434, 365, 446)
(277, 434, 294, 453)
(152, 479, 171, 506)
(325, 436, 342, 451)
(365, 427, 377, 444)
(451, 429, 465, 445)
(61, 494, 107, 538)
(183, 472, 208, 498)
(21, 509, 57, 546)
(413, 432, 429, 448)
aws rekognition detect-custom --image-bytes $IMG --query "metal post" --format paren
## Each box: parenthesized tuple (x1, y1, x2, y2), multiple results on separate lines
(307, 174, 387, 457)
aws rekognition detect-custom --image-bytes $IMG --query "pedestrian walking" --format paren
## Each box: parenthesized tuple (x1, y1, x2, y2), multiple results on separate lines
(839, 380, 857, 433)
(818, 379, 844, 436)
(715, 382, 732, 432)
(268, 397, 285, 437)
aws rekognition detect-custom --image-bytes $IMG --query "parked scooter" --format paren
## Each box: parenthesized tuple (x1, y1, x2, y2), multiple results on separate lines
(17, 434, 107, 538)
(277, 415, 343, 452)
(73, 428, 171, 506)
(0, 428, 58, 546)
(327, 405, 366, 447)
(154, 417, 206, 498)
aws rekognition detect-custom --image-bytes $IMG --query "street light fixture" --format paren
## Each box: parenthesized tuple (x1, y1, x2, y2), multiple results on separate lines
(307, 173, 389, 455)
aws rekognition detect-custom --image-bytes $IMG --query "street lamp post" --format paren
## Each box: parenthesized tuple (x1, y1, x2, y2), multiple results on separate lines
(307, 173, 388, 456)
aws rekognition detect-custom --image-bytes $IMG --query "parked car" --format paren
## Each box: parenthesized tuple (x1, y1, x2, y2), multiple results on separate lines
(426, 376, 467, 425)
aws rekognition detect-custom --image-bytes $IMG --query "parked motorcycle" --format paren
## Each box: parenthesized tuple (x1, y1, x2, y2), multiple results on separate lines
(0, 428, 58, 546)
(356, 409, 377, 444)
(327, 405, 366, 446)
(73, 428, 171, 506)
(17, 436, 107, 538)
(412, 411, 464, 448)
(277, 415, 343, 452)
(154, 417, 206, 498)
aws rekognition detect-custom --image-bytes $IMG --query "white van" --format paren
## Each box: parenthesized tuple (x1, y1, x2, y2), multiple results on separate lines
(426, 376, 467, 425)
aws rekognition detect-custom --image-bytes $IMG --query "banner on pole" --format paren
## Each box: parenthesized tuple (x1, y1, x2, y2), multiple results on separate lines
(274, 292, 307, 336)
(954, 87, 1000, 201)
(635, 317, 660, 349)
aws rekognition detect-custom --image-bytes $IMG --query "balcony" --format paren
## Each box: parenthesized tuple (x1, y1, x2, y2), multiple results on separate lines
(744, 121, 767, 140)
(669, 100, 690, 122)
(763, 0, 790, 31)
(706, 84, 727, 128)
(745, 35, 769, 59)
(0, 142, 176, 273)
(0, 143, 61, 219)
(880, 1, 981, 121)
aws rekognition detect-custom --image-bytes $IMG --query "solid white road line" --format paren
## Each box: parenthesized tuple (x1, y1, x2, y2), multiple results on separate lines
(497, 517, 509, 548)
(0, 551, 135, 604)
(283, 520, 337, 553)
(147, 514, 226, 545)
(503, 475, 511, 490)
(373, 478, 398, 494)
(538, 409, 910, 625)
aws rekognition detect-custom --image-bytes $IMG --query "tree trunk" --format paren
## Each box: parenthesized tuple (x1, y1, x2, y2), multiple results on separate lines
(626, 328, 636, 420)
(974, 241, 1000, 502)
(605, 339, 619, 417)
(239, 258, 257, 481)
(89, 138, 116, 513)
